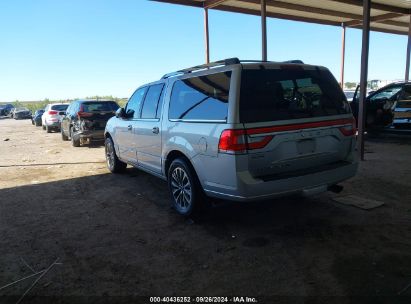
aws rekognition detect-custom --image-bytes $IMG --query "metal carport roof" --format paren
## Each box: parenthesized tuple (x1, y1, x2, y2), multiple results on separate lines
(153, 0, 411, 35)
(151, 0, 411, 160)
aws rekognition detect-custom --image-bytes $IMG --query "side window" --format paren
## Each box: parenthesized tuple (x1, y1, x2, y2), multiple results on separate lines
(141, 84, 164, 119)
(126, 87, 147, 118)
(369, 85, 402, 102)
(169, 71, 231, 121)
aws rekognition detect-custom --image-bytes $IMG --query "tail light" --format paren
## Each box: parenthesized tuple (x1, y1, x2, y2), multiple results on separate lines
(48, 110, 58, 115)
(338, 118, 357, 136)
(218, 129, 273, 153)
(219, 117, 357, 153)
(77, 105, 93, 118)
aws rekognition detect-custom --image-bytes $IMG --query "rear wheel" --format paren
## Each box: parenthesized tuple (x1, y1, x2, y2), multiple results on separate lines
(105, 137, 126, 173)
(46, 125, 51, 133)
(61, 127, 68, 141)
(42, 125, 46, 130)
(168, 158, 204, 217)
(70, 127, 80, 147)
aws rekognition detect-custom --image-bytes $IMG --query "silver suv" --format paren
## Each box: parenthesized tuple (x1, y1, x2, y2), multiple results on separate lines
(105, 58, 358, 216)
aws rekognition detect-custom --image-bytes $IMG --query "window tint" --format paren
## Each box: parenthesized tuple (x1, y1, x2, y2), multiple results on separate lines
(240, 69, 350, 123)
(51, 104, 69, 111)
(126, 87, 147, 118)
(169, 71, 231, 121)
(82, 101, 119, 112)
(141, 84, 164, 119)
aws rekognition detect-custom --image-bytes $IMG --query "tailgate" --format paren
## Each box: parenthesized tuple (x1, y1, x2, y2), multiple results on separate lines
(243, 118, 355, 179)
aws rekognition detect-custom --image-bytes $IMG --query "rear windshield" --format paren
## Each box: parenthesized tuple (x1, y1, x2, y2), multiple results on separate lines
(81, 101, 119, 112)
(240, 68, 350, 123)
(51, 104, 69, 111)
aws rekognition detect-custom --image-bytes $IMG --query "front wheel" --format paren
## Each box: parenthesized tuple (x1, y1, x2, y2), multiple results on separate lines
(168, 158, 204, 217)
(105, 137, 126, 173)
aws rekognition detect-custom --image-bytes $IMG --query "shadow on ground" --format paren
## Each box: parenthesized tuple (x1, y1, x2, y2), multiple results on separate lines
(1, 168, 411, 302)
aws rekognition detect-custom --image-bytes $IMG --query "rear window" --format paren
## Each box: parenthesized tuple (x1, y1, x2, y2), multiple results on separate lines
(240, 68, 350, 123)
(169, 71, 231, 121)
(51, 104, 69, 111)
(81, 101, 119, 112)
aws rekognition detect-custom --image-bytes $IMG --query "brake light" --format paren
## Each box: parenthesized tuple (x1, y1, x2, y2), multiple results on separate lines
(48, 110, 58, 115)
(338, 118, 357, 136)
(218, 129, 274, 153)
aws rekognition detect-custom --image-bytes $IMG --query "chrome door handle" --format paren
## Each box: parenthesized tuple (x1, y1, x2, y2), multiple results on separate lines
(152, 127, 159, 134)
(127, 125, 132, 131)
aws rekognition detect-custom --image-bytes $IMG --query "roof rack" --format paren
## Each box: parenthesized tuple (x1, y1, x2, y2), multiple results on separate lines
(161, 57, 240, 79)
(161, 57, 304, 79)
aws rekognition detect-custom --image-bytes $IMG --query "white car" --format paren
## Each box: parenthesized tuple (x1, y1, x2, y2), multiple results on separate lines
(42, 103, 69, 133)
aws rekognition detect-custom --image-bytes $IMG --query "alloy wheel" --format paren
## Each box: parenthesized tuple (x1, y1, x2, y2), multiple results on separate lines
(170, 167, 192, 211)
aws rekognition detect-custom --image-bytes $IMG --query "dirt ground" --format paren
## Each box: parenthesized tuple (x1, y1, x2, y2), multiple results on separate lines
(1, 117, 411, 303)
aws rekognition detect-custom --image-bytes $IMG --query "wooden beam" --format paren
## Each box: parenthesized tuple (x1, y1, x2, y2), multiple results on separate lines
(216, 4, 342, 27)
(259, 0, 362, 20)
(329, 0, 410, 15)
(151, 0, 203, 8)
(346, 12, 405, 27)
(203, 0, 228, 9)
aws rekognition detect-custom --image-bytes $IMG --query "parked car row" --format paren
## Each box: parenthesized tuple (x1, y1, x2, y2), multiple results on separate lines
(31, 100, 120, 147)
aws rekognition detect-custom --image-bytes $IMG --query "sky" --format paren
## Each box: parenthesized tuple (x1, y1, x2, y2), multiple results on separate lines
(0, 0, 408, 101)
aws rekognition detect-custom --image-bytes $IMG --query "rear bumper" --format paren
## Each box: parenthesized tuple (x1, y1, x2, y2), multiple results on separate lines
(203, 161, 358, 202)
(75, 130, 105, 141)
(44, 120, 60, 128)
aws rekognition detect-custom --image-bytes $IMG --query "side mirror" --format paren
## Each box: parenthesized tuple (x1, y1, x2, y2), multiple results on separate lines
(115, 108, 125, 118)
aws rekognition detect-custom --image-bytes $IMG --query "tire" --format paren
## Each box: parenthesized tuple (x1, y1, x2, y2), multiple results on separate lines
(42, 125, 46, 130)
(61, 127, 68, 141)
(31, 120, 34, 125)
(70, 127, 80, 147)
(35, 121, 40, 127)
(46, 125, 51, 133)
(167, 158, 204, 217)
(105, 137, 126, 173)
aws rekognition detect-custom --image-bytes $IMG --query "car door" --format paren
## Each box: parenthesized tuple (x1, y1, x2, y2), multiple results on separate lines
(134, 83, 165, 174)
(115, 87, 147, 164)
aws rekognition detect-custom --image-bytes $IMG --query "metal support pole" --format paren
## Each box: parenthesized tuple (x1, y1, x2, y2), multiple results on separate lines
(340, 24, 346, 88)
(405, 15, 411, 81)
(261, 0, 267, 61)
(358, 0, 371, 161)
(204, 8, 210, 64)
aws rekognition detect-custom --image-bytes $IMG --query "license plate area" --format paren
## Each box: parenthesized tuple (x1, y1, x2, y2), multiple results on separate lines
(297, 138, 316, 155)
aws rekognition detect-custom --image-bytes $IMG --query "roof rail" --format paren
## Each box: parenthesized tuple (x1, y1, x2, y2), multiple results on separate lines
(161, 57, 240, 79)
(283, 60, 304, 64)
(161, 58, 304, 79)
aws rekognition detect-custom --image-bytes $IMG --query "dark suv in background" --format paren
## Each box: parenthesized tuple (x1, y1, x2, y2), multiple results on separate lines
(61, 99, 119, 147)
